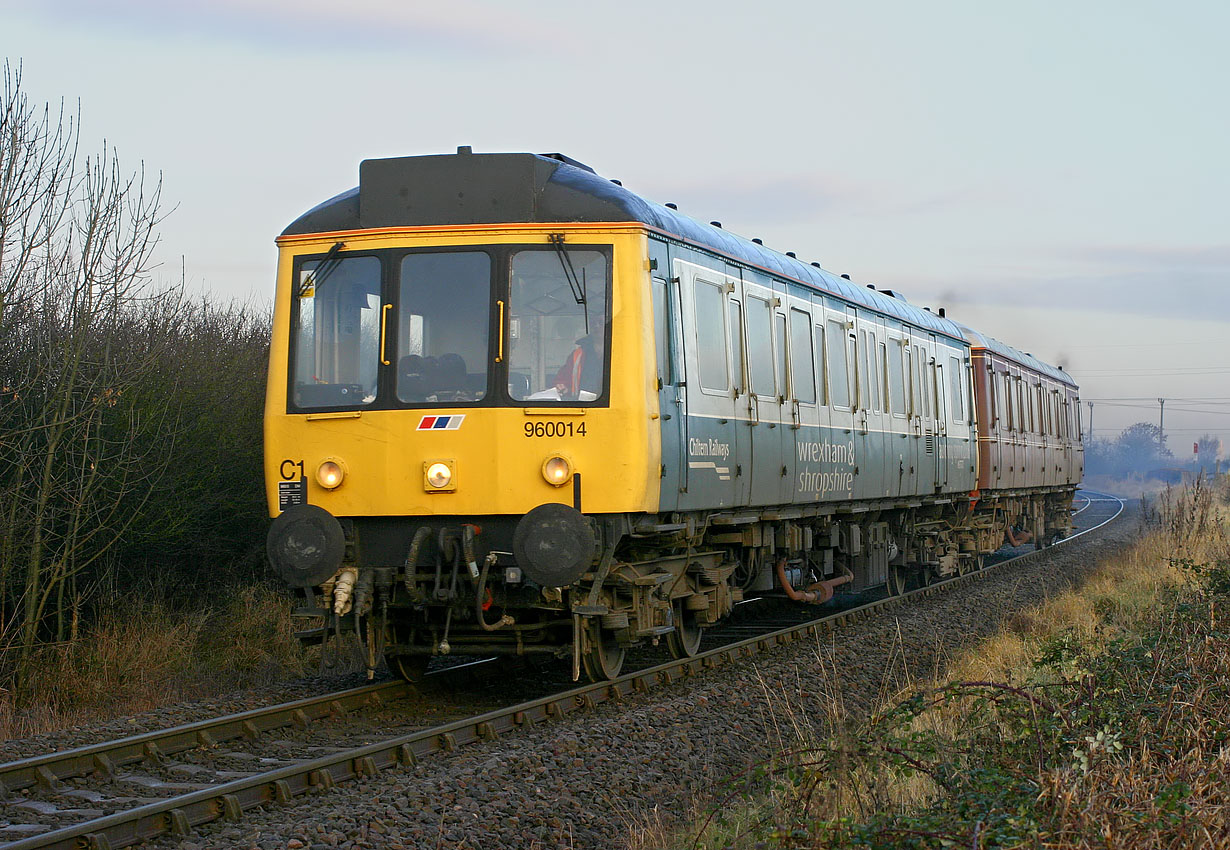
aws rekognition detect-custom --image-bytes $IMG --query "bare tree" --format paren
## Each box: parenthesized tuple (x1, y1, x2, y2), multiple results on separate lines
(1196, 434, 1221, 472)
(0, 61, 182, 663)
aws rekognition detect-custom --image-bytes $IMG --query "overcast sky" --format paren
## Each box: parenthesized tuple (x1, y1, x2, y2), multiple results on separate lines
(5, 0, 1228, 452)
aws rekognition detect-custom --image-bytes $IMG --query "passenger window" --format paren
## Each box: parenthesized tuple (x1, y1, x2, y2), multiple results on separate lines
(904, 345, 913, 417)
(916, 348, 928, 419)
(889, 342, 905, 416)
(1003, 374, 1013, 431)
(813, 325, 827, 405)
(694, 279, 728, 391)
(746, 295, 774, 397)
(877, 341, 888, 413)
(789, 309, 816, 404)
(989, 367, 998, 426)
(728, 300, 744, 394)
(934, 362, 946, 423)
(826, 320, 850, 408)
(870, 334, 881, 412)
(948, 356, 965, 422)
(858, 330, 871, 411)
(775, 313, 788, 400)
(845, 334, 857, 407)
(1017, 378, 1026, 432)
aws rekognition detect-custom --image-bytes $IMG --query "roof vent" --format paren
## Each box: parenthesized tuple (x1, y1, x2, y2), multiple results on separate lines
(938, 308, 946, 318)
(457, 145, 473, 155)
(840, 274, 851, 280)
(537, 153, 597, 173)
(866, 284, 876, 290)
(810, 262, 821, 268)
(752, 238, 763, 245)
(710, 221, 722, 228)
(611, 178, 622, 186)
(665, 202, 677, 209)
(786, 251, 796, 258)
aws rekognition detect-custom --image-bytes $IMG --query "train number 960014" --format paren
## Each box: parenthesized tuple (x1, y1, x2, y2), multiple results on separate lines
(524, 421, 587, 438)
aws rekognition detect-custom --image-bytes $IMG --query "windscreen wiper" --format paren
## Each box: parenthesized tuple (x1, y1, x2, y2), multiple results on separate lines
(548, 233, 589, 333)
(298, 241, 346, 296)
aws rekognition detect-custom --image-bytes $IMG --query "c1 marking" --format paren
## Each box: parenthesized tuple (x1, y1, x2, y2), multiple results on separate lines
(280, 459, 305, 480)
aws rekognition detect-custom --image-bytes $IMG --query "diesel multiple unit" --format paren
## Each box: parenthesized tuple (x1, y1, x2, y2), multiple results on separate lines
(264, 150, 1084, 681)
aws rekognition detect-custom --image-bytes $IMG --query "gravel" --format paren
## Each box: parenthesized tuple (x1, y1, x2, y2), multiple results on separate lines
(0, 672, 383, 764)
(122, 503, 1138, 850)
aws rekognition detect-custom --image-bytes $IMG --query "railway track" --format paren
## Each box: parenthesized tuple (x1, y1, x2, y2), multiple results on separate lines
(0, 490, 1124, 850)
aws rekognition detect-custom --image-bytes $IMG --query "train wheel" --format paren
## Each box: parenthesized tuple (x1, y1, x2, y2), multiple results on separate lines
(387, 654, 429, 683)
(667, 600, 703, 659)
(887, 565, 909, 597)
(581, 621, 625, 681)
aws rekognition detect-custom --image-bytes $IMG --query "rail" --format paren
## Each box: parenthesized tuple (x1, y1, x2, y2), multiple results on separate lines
(0, 491, 1124, 850)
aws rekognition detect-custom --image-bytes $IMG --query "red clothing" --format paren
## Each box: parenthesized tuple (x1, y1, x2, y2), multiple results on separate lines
(553, 346, 586, 396)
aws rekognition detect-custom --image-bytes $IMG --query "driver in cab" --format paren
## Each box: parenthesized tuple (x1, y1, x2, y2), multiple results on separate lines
(553, 330, 604, 401)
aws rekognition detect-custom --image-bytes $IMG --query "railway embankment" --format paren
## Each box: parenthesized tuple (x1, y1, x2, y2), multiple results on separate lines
(61, 494, 1128, 850)
(661, 479, 1230, 849)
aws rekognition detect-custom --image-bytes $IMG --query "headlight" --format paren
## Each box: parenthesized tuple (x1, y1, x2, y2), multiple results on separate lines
(424, 460, 455, 491)
(542, 455, 573, 487)
(316, 460, 345, 490)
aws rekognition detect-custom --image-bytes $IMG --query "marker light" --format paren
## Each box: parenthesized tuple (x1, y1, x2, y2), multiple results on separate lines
(316, 460, 344, 490)
(424, 461, 454, 490)
(542, 455, 573, 487)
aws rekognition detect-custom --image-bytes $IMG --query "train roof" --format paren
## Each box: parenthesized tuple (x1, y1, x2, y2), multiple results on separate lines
(283, 149, 972, 344)
(954, 323, 1076, 387)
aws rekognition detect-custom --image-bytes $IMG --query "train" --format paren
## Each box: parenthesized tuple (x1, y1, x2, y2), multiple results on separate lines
(264, 148, 1084, 682)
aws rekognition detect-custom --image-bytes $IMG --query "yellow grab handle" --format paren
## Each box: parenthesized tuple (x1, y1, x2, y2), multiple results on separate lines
(380, 304, 393, 366)
(496, 300, 505, 363)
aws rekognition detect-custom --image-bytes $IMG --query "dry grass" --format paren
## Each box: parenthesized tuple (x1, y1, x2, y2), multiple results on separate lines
(0, 584, 312, 741)
(648, 477, 1230, 849)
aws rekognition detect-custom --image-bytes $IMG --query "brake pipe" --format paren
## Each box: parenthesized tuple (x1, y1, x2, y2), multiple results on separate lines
(476, 553, 515, 632)
(775, 557, 854, 604)
(403, 526, 433, 592)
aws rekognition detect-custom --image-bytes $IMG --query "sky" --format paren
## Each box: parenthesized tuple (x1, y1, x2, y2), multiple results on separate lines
(4, 0, 1228, 455)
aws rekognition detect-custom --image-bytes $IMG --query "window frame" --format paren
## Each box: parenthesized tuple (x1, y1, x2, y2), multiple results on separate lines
(286, 242, 614, 414)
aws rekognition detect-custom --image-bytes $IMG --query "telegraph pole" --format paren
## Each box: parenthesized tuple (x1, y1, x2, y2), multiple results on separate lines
(1158, 397, 1165, 457)
(1087, 400, 1094, 442)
